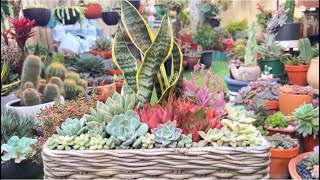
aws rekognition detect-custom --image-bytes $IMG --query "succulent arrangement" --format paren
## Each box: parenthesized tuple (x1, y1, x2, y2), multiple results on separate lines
(279, 85, 313, 95)
(151, 121, 183, 148)
(91, 38, 112, 51)
(266, 133, 298, 149)
(56, 118, 87, 136)
(266, 112, 290, 129)
(1, 136, 38, 163)
(293, 104, 319, 138)
(258, 33, 284, 60)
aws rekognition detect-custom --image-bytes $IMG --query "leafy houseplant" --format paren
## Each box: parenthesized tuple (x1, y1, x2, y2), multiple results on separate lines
(258, 33, 285, 77)
(22, 5, 51, 26)
(266, 133, 299, 179)
(293, 104, 319, 152)
(230, 21, 261, 81)
(279, 85, 314, 116)
(52, 6, 86, 26)
(193, 25, 214, 68)
(281, 38, 313, 86)
(90, 38, 113, 59)
(79, 0, 102, 19)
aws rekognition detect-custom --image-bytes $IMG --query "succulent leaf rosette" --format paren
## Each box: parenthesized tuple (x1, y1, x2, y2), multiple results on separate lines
(56, 118, 87, 136)
(151, 121, 183, 148)
(293, 104, 319, 138)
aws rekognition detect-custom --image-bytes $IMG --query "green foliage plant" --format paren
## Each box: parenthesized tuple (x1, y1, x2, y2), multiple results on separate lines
(193, 24, 215, 50)
(91, 38, 112, 51)
(224, 19, 248, 38)
(266, 112, 290, 129)
(293, 103, 319, 138)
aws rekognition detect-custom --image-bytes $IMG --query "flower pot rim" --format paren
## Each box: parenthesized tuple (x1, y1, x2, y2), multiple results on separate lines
(240, 65, 259, 68)
(270, 144, 300, 158)
(285, 64, 310, 69)
(88, 82, 116, 89)
(23, 7, 50, 10)
(259, 58, 281, 62)
(264, 121, 297, 134)
(279, 91, 313, 97)
(201, 50, 214, 53)
(224, 76, 251, 85)
(289, 152, 313, 180)
(5, 96, 63, 109)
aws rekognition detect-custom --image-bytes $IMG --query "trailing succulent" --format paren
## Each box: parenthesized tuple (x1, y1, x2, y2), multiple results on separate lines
(1, 136, 38, 163)
(106, 110, 149, 148)
(293, 104, 319, 138)
(151, 121, 183, 148)
(266, 133, 298, 149)
(113, 0, 183, 109)
(266, 112, 290, 129)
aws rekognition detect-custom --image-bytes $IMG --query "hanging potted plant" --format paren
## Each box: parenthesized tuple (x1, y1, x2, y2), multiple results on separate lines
(90, 38, 112, 59)
(101, 0, 119, 26)
(280, 38, 313, 86)
(279, 85, 314, 116)
(52, 5, 86, 26)
(79, 0, 102, 19)
(197, 1, 221, 27)
(230, 21, 261, 82)
(307, 44, 319, 90)
(87, 76, 116, 101)
(22, 5, 51, 26)
(258, 33, 285, 78)
(266, 133, 300, 179)
(193, 24, 215, 68)
(183, 50, 202, 71)
(293, 103, 319, 152)
(264, 112, 297, 137)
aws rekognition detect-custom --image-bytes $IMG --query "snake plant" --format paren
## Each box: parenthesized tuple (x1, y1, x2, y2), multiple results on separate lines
(112, 0, 183, 109)
(1, 61, 20, 96)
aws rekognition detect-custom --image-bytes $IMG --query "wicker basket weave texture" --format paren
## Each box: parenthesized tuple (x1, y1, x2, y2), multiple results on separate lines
(42, 137, 270, 180)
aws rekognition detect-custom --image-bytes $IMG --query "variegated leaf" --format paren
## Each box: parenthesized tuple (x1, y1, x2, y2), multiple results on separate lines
(120, 0, 154, 53)
(112, 25, 138, 93)
(136, 15, 173, 108)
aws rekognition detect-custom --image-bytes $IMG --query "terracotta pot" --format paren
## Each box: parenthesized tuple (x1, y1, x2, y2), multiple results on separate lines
(107, 69, 122, 76)
(279, 91, 313, 115)
(82, 4, 102, 19)
(289, 152, 313, 180)
(269, 144, 300, 179)
(302, 135, 319, 152)
(307, 58, 319, 89)
(184, 56, 201, 71)
(89, 83, 116, 101)
(179, 33, 192, 47)
(182, 61, 188, 69)
(265, 100, 279, 110)
(285, 64, 310, 86)
(116, 80, 124, 93)
(90, 51, 112, 59)
(264, 121, 297, 138)
(299, 1, 319, 8)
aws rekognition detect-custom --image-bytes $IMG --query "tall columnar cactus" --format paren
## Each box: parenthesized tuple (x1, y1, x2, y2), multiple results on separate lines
(244, 21, 258, 66)
(45, 63, 67, 81)
(63, 79, 78, 100)
(299, 38, 313, 64)
(285, 0, 295, 23)
(21, 88, 41, 106)
(43, 83, 60, 103)
(20, 55, 41, 90)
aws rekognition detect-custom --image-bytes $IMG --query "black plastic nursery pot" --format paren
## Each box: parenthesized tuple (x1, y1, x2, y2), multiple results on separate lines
(23, 8, 51, 26)
(101, 11, 119, 26)
(55, 8, 80, 25)
(1, 159, 43, 179)
(209, 17, 220, 27)
(259, 58, 286, 78)
(129, 0, 141, 10)
(200, 50, 213, 68)
(275, 23, 300, 41)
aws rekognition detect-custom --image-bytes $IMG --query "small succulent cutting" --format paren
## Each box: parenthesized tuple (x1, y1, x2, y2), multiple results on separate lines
(266, 133, 298, 149)
(1, 136, 38, 163)
(151, 121, 183, 148)
(47, 135, 75, 150)
(293, 104, 319, 138)
(56, 118, 87, 136)
(178, 134, 198, 148)
(106, 110, 149, 148)
(141, 133, 156, 149)
(266, 112, 290, 129)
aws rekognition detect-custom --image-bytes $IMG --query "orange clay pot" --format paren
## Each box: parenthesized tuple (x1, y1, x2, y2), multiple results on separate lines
(264, 121, 297, 138)
(279, 91, 313, 115)
(90, 50, 112, 59)
(269, 144, 300, 179)
(107, 69, 122, 76)
(82, 4, 102, 19)
(289, 152, 313, 180)
(285, 64, 310, 86)
(265, 100, 279, 110)
(90, 83, 116, 101)
(302, 135, 319, 152)
(116, 80, 124, 93)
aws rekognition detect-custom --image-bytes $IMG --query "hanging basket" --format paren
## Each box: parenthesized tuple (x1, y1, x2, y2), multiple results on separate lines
(82, 4, 102, 19)
(23, 8, 51, 26)
(42, 137, 270, 179)
(55, 8, 80, 25)
(101, 11, 119, 26)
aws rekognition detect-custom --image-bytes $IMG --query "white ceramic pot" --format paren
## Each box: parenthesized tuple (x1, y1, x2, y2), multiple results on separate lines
(5, 96, 65, 118)
(230, 64, 261, 81)
(307, 58, 319, 89)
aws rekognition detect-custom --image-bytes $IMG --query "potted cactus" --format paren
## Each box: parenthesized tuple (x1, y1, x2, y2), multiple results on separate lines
(90, 38, 113, 59)
(183, 50, 202, 71)
(22, 5, 51, 26)
(281, 38, 313, 86)
(258, 33, 285, 78)
(293, 104, 319, 152)
(279, 85, 314, 115)
(264, 112, 297, 137)
(79, 0, 102, 19)
(230, 21, 261, 82)
(266, 133, 300, 179)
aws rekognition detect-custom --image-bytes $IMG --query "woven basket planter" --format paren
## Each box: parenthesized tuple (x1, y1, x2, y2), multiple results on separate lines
(42, 138, 270, 179)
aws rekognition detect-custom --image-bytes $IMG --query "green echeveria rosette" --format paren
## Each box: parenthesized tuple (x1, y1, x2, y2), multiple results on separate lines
(106, 110, 149, 149)
(47, 135, 75, 150)
(178, 134, 198, 148)
(56, 118, 87, 136)
(151, 121, 183, 148)
(293, 104, 319, 138)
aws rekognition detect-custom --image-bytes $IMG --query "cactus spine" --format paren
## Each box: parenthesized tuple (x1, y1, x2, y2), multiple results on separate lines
(299, 38, 313, 64)
(21, 88, 41, 106)
(49, 77, 63, 92)
(20, 55, 41, 90)
(64, 79, 78, 100)
(285, 0, 295, 23)
(244, 21, 258, 66)
(45, 63, 67, 81)
(43, 83, 61, 103)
